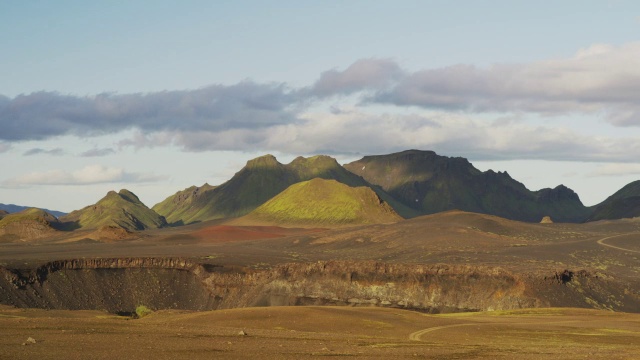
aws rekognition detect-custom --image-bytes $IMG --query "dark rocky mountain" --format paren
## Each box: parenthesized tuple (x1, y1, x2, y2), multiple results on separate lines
(343, 150, 590, 222)
(586, 180, 640, 221)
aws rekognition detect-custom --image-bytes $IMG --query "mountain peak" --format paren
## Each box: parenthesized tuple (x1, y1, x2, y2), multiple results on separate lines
(289, 154, 340, 170)
(61, 189, 166, 231)
(245, 154, 282, 169)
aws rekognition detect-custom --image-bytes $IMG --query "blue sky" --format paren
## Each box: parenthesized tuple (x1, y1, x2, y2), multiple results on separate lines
(2, 1, 640, 212)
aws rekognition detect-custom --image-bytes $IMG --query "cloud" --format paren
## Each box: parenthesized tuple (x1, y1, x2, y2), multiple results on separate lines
(117, 109, 640, 163)
(308, 58, 402, 97)
(0, 142, 10, 153)
(23, 147, 64, 156)
(3, 41, 640, 164)
(589, 163, 640, 177)
(368, 43, 640, 125)
(0, 81, 299, 142)
(80, 148, 116, 157)
(2, 165, 167, 187)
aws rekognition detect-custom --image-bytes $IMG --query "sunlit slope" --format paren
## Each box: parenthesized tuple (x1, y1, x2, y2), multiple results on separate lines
(154, 154, 417, 225)
(0, 208, 60, 240)
(236, 178, 402, 227)
(61, 189, 167, 231)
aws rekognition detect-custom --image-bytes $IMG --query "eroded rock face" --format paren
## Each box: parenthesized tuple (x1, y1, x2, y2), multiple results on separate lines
(0, 258, 637, 313)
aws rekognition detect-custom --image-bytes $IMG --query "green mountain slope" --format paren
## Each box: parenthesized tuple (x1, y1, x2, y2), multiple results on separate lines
(344, 150, 589, 223)
(151, 183, 216, 225)
(238, 178, 402, 227)
(0, 208, 60, 240)
(586, 180, 640, 221)
(60, 189, 167, 231)
(154, 154, 418, 225)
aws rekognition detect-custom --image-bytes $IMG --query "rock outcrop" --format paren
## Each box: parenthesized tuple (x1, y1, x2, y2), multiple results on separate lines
(2, 258, 637, 314)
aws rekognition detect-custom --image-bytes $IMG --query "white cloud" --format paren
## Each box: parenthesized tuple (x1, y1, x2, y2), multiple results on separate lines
(0, 143, 10, 153)
(589, 163, 640, 177)
(115, 109, 640, 163)
(2, 165, 167, 187)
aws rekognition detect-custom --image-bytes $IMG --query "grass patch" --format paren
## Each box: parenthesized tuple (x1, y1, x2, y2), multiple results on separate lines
(135, 305, 154, 319)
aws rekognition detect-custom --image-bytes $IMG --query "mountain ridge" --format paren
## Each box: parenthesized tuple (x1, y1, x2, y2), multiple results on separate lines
(343, 149, 590, 222)
(153, 154, 418, 225)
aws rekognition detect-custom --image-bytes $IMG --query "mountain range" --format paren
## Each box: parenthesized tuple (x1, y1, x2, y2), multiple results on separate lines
(0, 204, 66, 218)
(2, 150, 640, 238)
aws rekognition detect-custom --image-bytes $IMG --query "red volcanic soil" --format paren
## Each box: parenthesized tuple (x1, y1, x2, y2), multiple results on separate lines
(192, 225, 325, 243)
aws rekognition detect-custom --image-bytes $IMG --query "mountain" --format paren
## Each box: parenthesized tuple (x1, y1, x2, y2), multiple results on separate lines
(235, 178, 402, 227)
(0, 208, 61, 241)
(152, 183, 216, 225)
(60, 189, 167, 231)
(586, 180, 640, 221)
(0, 203, 66, 218)
(154, 154, 418, 225)
(344, 149, 589, 222)
(0, 210, 8, 220)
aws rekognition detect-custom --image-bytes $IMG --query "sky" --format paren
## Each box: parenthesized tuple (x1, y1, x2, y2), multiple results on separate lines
(2, 1, 640, 212)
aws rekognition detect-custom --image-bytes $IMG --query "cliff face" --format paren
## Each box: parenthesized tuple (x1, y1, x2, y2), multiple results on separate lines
(1, 258, 638, 314)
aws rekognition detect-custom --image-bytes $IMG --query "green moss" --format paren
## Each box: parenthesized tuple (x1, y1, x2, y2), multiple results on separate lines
(60, 189, 167, 231)
(135, 305, 153, 318)
(245, 178, 401, 226)
(0, 208, 59, 228)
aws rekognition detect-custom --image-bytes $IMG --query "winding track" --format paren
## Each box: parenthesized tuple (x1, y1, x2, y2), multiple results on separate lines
(596, 233, 640, 254)
(409, 320, 581, 342)
(408, 323, 477, 341)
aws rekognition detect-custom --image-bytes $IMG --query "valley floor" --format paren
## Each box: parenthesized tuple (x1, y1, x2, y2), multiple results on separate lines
(1, 306, 639, 359)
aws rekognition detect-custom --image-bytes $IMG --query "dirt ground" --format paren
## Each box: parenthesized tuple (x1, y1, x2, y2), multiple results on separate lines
(2, 211, 640, 358)
(1, 305, 639, 359)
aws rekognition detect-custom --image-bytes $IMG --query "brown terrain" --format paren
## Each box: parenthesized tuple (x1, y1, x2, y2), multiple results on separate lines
(1, 210, 640, 358)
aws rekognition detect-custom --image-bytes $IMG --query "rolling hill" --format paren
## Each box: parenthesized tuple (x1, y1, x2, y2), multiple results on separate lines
(344, 149, 590, 222)
(586, 180, 640, 221)
(153, 154, 418, 225)
(0, 203, 66, 218)
(60, 189, 167, 231)
(234, 178, 402, 227)
(0, 208, 61, 241)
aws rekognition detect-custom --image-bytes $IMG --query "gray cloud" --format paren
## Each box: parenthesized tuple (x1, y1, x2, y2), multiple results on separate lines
(303, 44, 640, 126)
(23, 147, 64, 156)
(369, 43, 640, 125)
(0, 81, 299, 142)
(2, 42, 640, 165)
(308, 58, 402, 97)
(118, 110, 640, 163)
(2, 165, 167, 187)
(80, 148, 116, 157)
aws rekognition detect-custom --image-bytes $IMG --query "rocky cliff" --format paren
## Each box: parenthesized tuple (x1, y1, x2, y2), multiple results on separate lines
(1, 258, 637, 314)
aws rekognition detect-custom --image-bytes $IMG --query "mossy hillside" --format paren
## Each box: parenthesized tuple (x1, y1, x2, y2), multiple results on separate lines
(345, 149, 589, 223)
(0, 210, 9, 220)
(61, 189, 167, 231)
(0, 208, 60, 228)
(151, 183, 216, 225)
(154, 154, 418, 225)
(155, 155, 298, 224)
(244, 178, 402, 226)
